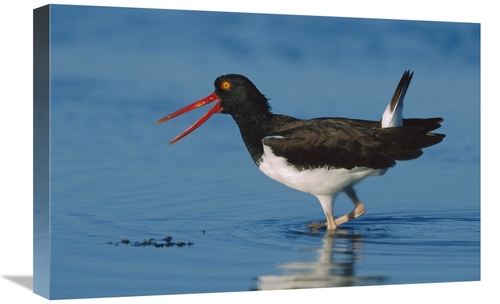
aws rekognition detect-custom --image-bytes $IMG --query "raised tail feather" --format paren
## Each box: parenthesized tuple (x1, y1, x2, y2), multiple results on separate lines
(379, 71, 445, 161)
(381, 70, 413, 128)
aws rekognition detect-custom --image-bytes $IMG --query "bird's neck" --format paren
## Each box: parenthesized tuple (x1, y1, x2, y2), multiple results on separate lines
(231, 111, 274, 165)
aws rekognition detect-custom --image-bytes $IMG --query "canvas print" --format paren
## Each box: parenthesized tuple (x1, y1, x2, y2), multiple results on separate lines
(33, 4, 480, 300)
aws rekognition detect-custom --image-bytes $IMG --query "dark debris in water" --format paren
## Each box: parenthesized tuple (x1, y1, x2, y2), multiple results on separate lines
(107, 236, 193, 248)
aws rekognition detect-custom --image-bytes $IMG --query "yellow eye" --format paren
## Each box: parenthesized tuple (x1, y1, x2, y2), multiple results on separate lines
(221, 81, 231, 91)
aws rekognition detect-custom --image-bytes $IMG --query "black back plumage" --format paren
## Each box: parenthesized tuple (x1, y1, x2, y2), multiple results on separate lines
(211, 73, 445, 171)
(262, 116, 444, 170)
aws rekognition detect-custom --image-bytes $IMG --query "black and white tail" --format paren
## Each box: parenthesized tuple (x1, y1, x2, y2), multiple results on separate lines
(379, 70, 445, 160)
(381, 70, 413, 128)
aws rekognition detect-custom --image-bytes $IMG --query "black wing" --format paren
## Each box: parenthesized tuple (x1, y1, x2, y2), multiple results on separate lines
(262, 117, 444, 170)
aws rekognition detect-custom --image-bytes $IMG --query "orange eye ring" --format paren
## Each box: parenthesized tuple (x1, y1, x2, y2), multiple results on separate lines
(221, 81, 231, 91)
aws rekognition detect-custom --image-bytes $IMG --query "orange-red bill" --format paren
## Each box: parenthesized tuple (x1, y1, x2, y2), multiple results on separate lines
(157, 92, 223, 145)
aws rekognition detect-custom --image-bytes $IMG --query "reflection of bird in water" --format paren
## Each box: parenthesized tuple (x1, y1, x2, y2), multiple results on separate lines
(256, 232, 384, 290)
(158, 71, 444, 231)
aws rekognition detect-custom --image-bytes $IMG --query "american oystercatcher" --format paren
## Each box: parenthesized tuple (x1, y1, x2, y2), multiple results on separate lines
(157, 71, 445, 231)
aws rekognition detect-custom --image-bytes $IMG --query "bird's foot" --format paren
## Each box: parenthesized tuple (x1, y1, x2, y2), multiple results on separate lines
(306, 221, 339, 233)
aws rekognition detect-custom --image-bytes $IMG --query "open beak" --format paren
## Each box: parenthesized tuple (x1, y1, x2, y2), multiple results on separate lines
(157, 92, 223, 144)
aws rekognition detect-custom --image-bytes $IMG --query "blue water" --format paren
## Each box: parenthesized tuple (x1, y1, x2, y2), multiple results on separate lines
(38, 5, 479, 299)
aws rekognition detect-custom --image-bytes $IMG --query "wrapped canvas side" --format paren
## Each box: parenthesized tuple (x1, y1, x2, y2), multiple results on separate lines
(33, 5, 50, 299)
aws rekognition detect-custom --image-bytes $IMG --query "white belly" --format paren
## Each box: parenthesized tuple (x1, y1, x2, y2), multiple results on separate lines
(258, 143, 387, 196)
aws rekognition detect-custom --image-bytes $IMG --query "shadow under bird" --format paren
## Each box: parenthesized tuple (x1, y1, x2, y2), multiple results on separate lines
(157, 71, 445, 231)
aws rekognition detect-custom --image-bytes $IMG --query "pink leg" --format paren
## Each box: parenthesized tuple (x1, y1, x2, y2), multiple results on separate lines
(335, 186, 366, 226)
